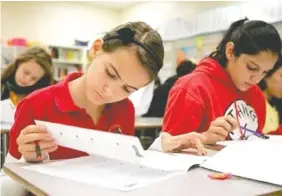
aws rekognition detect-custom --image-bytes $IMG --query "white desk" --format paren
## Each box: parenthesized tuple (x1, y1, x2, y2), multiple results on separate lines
(3, 149, 282, 196)
(135, 117, 163, 129)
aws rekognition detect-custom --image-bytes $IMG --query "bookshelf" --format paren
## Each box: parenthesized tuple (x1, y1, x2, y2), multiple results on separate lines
(47, 45, 87, 81)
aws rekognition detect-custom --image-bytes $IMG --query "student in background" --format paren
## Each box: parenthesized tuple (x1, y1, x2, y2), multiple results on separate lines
(1, 47, 54, 106)
(258, 57, 282, 135)
(143, 59, 197, 117)
(159, 18, 281, 151)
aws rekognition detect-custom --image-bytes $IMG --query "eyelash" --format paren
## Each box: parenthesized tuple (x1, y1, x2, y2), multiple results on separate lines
(247, 64, 258, 71)
(106, 68, 131, 94)
(106, 69, 117, 79)
(123, 86, 131, 94)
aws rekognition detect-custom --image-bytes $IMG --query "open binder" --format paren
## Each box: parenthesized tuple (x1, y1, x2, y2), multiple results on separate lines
(23, 120, 208, 191)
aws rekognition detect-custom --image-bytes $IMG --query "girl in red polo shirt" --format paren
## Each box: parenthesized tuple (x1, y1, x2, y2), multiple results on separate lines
(6, 22, 207, 167)
(160, 19, 282, 151)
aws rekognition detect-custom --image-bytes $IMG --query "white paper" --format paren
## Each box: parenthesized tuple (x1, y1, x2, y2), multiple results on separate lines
(141, 150, 208, 172)
(217, 135, 282, 146)
(23, 156, 183, 191)
(0, 99, 15, 125)
(25, 121, 208, 191)
(35, 120, 145, 165)
(201, 140, 282, 186)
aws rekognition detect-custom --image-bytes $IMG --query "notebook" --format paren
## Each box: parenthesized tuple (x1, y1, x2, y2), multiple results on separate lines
(201, 140, 282, 186)
(22, 120, 208, 191)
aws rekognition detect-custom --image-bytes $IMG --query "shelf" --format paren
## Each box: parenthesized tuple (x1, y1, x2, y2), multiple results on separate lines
(52, 59, 83, 65)
(48, 44, 86, 50)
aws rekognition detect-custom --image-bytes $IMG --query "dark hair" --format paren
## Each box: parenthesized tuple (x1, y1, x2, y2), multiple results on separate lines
(210, 18, 282, 67)
(258, 56, 282, 124)
(102, 22, 164, 80)
(176, 60, 196, 76)
(1, 46, 54, 87)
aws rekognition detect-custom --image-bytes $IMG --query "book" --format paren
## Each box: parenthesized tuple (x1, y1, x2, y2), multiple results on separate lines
(22, 120, 208, 191)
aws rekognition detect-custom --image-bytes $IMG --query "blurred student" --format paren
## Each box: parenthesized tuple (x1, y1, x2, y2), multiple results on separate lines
(1, 47, 54, 106)
(159, 18, 282, 152)
(258, 57, 282, 135)
(143, 59, 196, 117)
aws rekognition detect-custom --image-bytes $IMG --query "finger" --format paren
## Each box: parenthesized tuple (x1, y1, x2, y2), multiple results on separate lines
(225, 115, 239, 129)
(18, 141, 57, 153)
(22, 146, 58, 160)
(207, 131, 226, 142)
(22, 125, 48, 135)
(195, 139, 207, 156)
(211, 116, 228, 125)
(212, 119, 232, 132)
(187, 132, 207, 142)
(17, 133, 53, 145)
(209, 127, 229, 138)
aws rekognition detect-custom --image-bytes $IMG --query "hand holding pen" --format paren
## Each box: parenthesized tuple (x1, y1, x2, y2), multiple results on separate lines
(17, 125, 58, 162)
(202, 116, 239, 145)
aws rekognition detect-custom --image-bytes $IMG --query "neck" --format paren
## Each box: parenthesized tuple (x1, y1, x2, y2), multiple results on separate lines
(68, 76, 105, 116)
(263, 90, 272, 101)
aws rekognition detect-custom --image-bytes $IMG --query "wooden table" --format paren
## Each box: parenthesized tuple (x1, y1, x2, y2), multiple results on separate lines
(3, 149, 282, 196)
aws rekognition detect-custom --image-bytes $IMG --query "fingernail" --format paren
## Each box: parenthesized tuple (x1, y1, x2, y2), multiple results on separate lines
(39, 125, 46, 131)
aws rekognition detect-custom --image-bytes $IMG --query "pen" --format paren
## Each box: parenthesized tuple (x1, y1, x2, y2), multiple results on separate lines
(240, 126, 269, 139)
(112, 126, 122, 134)
(34, 140, 41, 157)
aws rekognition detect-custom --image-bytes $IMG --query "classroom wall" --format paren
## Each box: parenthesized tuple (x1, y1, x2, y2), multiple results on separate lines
(1, 1, 121, 45)
(120, 1, 243, 29)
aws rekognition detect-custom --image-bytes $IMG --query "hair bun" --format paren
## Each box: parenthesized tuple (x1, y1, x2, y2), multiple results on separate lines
(117, 27, 136, 44)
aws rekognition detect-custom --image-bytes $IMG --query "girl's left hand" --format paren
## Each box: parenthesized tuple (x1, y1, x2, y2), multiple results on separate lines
(161, 132, 207, 155)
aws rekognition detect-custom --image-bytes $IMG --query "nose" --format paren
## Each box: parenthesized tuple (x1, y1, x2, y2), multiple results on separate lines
(250, 74, 263, 84)
(103, 83, 114, 97)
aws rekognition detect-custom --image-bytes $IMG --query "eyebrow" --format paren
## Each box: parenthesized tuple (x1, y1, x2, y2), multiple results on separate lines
(249, 60, 273, 72)
(109, 64, 139, 91)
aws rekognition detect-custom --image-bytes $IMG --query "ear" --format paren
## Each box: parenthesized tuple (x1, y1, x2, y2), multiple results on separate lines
(88, 39, 104, 59)
(225, 42, 235, 61)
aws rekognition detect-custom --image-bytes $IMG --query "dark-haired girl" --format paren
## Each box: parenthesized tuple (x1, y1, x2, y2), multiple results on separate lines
(160, 19, 282, 151)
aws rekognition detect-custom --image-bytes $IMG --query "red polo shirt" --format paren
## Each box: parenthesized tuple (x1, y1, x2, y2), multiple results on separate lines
(9, 72, 135, 160)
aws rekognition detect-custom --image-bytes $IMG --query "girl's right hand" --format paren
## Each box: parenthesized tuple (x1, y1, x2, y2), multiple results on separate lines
(16, 125, 58, 162)
(202, 116, 238, 145)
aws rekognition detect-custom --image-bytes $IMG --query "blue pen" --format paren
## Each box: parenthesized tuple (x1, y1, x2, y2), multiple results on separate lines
(240, 126, 269, 139)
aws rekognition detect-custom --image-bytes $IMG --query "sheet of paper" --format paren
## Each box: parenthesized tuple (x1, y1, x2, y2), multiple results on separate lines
(201, 140, 282, 186)
(141, 150, 208, 172)
(35, 121, 207, 172)
(23, 156, 184, 191)
(1, 99, 15, 125)
(35, 120, 145, 165)
(217, 135, 282, 146)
